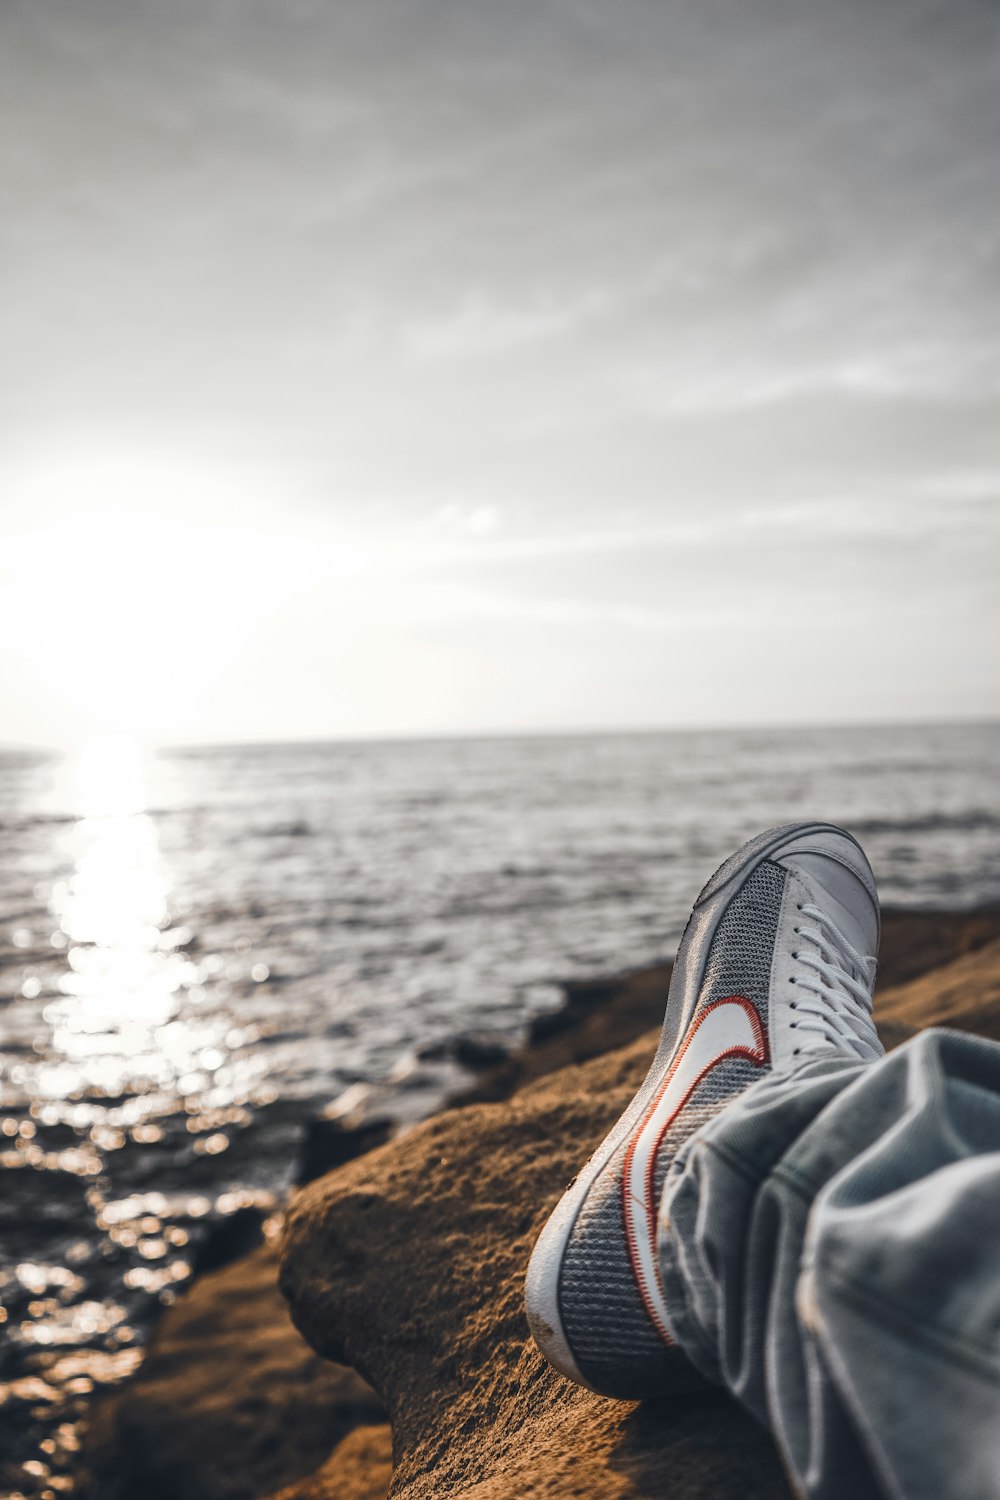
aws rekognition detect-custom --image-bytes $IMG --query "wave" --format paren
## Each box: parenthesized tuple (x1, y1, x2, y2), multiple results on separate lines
(851, 810, 1000, 837)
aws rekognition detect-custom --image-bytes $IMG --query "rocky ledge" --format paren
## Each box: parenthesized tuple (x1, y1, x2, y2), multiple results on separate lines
(84, 908, 1000, 1500)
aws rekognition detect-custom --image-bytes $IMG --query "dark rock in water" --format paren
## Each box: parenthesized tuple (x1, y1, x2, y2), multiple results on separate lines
(192, 1204, 268, 1274)
(525, 1003, 578, 1041)
(296, 1048, 479, 1185)
(296, 1115, 394, 1188)
(451, 1032, 510, 1070)
(416, 1029, 511, 1071)
(453, 964, 676, 1108)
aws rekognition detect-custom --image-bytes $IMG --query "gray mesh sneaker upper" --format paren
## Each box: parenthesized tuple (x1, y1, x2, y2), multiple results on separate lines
(557, 858, 786, 1397)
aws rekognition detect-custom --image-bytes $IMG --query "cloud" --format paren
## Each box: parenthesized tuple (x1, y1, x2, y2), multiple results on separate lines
(403, 291, 606, 363)
(393, 487, 1000, 581)
(422, 503, 502, 535)
(645, 346, 1000, 417)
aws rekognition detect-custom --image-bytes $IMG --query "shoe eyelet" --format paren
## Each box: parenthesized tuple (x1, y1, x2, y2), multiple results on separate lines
(790, 1022, 797, 1029)
(794, 1047, 801, 1056)
(789, 977, 796, 985)
(790, 1002, 797, 1010)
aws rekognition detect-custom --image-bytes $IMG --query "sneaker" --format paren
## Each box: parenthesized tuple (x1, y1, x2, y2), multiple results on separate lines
(524, 822, 881, 1400)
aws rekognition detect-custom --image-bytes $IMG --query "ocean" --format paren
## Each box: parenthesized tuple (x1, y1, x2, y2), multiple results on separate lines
(1, 722, 999, 1493)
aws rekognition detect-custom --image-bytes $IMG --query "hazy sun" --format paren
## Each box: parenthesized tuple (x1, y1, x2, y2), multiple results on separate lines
(0, 449, 292, 744)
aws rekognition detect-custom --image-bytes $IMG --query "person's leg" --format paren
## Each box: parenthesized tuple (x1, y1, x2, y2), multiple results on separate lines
(660, 1027, 1000, 1500)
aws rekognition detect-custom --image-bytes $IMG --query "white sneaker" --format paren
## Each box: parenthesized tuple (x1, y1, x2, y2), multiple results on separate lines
(525, 822, 881, 1399)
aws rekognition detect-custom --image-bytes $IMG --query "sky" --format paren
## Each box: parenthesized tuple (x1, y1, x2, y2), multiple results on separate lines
(2, 0, 999, 747)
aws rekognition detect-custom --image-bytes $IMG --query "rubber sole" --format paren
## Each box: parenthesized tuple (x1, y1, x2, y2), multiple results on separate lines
(523, 820, 858, 1392)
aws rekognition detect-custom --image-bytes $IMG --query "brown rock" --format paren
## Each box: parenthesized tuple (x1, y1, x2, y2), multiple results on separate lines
(281, 1034, 793, 1500)
(81, 1241, 384, 1500)
(876, 934, 1000, 1038)
(268, 1425, 393, 1500)
(878, 906, 1000, 989)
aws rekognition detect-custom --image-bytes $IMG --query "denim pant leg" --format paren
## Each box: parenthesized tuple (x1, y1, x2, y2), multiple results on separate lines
(658, 1030, 1000, 1500)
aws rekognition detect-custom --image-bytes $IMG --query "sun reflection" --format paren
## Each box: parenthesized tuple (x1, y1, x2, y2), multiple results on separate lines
(31, 737, 259, 1106)
(42, 739, 184, 1087)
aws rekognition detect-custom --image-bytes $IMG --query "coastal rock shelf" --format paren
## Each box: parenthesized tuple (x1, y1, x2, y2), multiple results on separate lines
(82, 909, 1000, 1500)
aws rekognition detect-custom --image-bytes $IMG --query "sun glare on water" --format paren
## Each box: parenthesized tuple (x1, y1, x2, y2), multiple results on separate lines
(38, 737, 186, 1098)
(32, 736, 269, 1109)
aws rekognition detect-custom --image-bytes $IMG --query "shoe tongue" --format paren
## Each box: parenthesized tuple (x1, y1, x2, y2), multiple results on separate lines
(783, 853, 879, 963)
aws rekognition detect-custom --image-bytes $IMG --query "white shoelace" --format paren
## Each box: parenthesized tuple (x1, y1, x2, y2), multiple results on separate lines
(789, 903, 880, 1059)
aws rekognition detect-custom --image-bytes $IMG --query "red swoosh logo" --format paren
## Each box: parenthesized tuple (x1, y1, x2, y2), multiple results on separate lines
(622, 995, 767, 1343)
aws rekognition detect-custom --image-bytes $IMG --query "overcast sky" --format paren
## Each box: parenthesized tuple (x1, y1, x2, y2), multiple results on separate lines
(2, 0, 999, 746)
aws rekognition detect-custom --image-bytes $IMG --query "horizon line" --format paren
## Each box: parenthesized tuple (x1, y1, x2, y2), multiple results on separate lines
(2, 711, 999, 758)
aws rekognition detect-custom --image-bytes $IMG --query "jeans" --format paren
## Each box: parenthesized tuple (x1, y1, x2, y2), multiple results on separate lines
(658, 1029, 1000, 1500)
